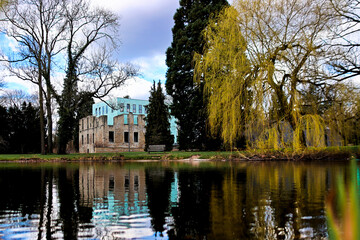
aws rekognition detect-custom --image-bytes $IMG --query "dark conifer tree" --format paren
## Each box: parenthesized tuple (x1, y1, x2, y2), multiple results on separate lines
(5, 102, 41, 153)
(0, 105, 9, 153)
(145, 81, 174, 151)
(166, 0, 228, 150)
(22, 102, 42, 153)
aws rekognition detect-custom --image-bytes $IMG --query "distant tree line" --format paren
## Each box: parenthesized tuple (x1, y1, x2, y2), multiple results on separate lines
(0, 102, 42, 154)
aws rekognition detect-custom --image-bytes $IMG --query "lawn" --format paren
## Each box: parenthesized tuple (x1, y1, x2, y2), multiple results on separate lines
(0, 151, 237, 161)
(0, 146, 358, 161)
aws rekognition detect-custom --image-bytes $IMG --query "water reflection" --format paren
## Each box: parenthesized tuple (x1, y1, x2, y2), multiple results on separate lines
(0, 161, 352, 239)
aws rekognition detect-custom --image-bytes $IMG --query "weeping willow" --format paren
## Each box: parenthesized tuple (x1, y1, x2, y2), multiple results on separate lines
(194, 1, 358, 151)
(194, 6, 253, 148)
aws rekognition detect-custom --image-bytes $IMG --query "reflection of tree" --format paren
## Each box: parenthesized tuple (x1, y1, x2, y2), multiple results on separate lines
(208, 162, 345, 239)
(0, 168, 43, 215)
(57, 167, 92, 240)
(208, 168, 253, 239)
(145, 168, 174, 236)
(37, 168, 54, 239)
(168, 168, 224, 239)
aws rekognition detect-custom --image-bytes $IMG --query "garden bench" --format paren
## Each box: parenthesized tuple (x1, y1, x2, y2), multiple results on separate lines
(148, 145, 166, 153)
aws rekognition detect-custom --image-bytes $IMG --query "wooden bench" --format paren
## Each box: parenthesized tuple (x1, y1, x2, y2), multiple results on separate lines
(148, 144, 166, 153)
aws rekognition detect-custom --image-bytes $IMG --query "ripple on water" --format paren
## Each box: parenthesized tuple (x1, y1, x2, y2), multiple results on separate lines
(79, 212, 166, 240)
(0, 212, 40, 240)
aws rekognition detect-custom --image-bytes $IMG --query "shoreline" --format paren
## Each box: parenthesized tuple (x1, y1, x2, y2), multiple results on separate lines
(0, 149, 357, 163)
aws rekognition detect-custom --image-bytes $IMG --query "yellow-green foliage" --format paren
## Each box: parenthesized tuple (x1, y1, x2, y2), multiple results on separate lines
(194, 0, 359, 151)
(293, 114, 326, 151)
(326, 159, 360, 240)
(255, 126, 280, 150)
(324, 83, 360, 147)
(194, 6, 252, 148)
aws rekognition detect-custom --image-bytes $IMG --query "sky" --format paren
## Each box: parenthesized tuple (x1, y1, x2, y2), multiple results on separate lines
(90, 0, 181, 100)
(1, 0, 181, 100)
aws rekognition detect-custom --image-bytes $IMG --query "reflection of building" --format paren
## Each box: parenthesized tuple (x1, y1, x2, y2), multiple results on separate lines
(79, 97, 178, 153)
(78, 165, 152, 239)
(79, 165, 147, 212)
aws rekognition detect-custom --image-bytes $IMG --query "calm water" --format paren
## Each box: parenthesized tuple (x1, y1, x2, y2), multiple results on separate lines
(0, 161, 354, 239)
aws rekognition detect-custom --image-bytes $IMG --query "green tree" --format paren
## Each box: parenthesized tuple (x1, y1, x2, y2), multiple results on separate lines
(166, 0, 228, 150)
(194, 0, 346, 150)
(194, 6, 252, 149)
(6, 102, 41, 153)
(145, 81, 173, 151)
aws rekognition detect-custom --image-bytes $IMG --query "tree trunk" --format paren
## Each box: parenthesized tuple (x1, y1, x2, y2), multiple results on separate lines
(46, 88, 53, 153)
(38, 77, 46, 155)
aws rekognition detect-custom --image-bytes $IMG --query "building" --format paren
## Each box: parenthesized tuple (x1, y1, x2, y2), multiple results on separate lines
(79, 97, 177, 153)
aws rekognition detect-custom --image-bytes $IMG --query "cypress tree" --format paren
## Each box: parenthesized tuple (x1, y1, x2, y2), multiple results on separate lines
(145, 81, 174, 151)
(166, 0, 228, 150)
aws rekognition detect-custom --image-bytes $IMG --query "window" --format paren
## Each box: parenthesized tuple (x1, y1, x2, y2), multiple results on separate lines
(126, 104, 130, 112)
(120, 103, 124, 112)
(95, 108, 98, 115)
(125, 175, 129, 189)
(134, 115, 138, 125)
(87, 134, 89, 144)
(82, 119, 84, 130)
(82, 135, 84, 144)
(102, 106, 104, 115)
(111, 108, 114, 113)
(109, 131, 114, 143)
(109, 176, 114, 191)
(124, 132, 129, 143)
(87, 118, 89, 129)
(139, 105, 142, 114)
(93, 133, 94, 143)
(133, 104, 136, 113)
(134, 175, 139, 191)
(106, 106, 108, 114)
(134, 132, 138, 142)
(144, 106, 147, 114)
(124, 114, 128, 125)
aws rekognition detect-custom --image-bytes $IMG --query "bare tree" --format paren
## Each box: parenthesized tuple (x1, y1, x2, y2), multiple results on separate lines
(0, 0, 66, 154)
(0, 89, 38, 108)
(0, 0, 138, 154)
(42, 0, 138, 154)
(328, 0, 360, 80)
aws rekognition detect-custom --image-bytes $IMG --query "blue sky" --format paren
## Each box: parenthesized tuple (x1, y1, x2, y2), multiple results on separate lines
(90, 0, 180, 99)
(1, 0, 180, 100)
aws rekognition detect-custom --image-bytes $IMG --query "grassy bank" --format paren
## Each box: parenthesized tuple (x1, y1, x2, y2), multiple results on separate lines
(0, 146, 358, 162)
(0, 151, 235, 161)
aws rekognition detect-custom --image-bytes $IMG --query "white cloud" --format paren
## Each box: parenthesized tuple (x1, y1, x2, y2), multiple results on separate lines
(104, 76, 153, 101)
(132, 53, 167, 82)
(0, 34, 20, 54)
(91, 0, 178, 16)
(6, 36, 20, 53)
(1, 73, 38, 94)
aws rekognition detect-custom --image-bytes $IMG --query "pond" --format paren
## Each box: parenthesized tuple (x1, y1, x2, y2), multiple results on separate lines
(0, 160, 354, 239)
